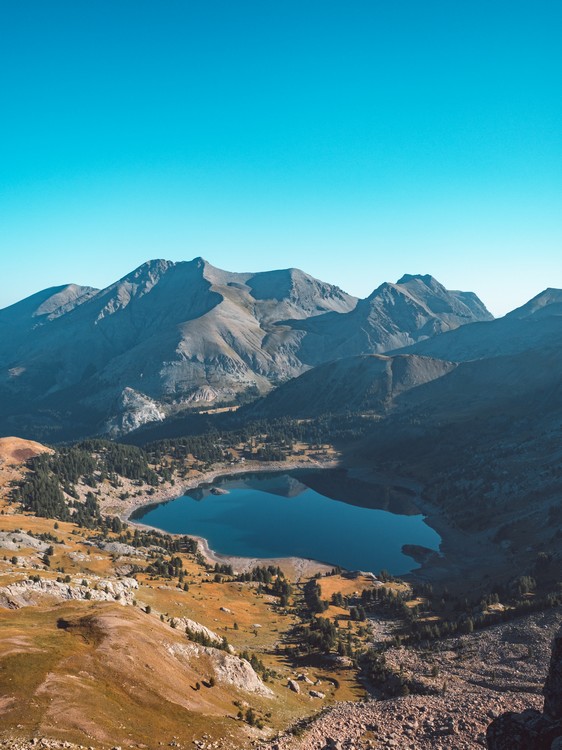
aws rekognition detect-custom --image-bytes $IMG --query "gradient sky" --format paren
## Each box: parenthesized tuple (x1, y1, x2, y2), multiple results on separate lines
(1, 0, 561, 316)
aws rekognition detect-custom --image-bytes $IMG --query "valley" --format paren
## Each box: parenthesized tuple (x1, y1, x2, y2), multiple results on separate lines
(2, 419, 562, 749)
(3, 261, 562, 749)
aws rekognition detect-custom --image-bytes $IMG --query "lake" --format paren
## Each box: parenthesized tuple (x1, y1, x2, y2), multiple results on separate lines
(131, 469, 441, 574)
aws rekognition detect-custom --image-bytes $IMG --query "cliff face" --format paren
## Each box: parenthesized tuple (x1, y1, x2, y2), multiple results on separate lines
(487, 625, 562, 749)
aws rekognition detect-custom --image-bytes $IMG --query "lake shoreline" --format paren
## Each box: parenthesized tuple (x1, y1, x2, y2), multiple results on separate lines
(119, 457, 340, 578)
(121, 457, 446, 578)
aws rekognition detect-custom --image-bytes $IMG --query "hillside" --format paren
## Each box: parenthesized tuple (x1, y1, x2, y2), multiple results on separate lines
(2, 431, 562, 750)
(246, 353, 457, 419)
(0, 433, 380, 748)
(0, 436, 52, 495)
(291, 274, 492, 365)
(398, 286, 562, 363)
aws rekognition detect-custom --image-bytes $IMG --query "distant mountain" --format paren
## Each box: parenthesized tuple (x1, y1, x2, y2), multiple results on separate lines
(0, 258, 491, 440)
(398, 286, 562, 363)
(505, 288, 562, 320)
(290, 274, 493, 366)
(0, 284, 97, 360)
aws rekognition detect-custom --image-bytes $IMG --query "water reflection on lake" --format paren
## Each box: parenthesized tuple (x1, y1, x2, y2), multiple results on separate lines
(132, 469, 441, 574)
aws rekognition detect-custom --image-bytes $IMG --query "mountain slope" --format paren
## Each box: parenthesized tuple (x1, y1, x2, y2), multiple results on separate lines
(246, 354, 457, 419)
(398, 290, 562, 363)
(347, 331, 562, 548)
(292, 274, 493, 366)
(0, 283, 98, 360)
(0, 258, 357, 438)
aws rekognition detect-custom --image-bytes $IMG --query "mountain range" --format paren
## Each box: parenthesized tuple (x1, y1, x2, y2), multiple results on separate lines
(249, 286, 562, 423)
(0, 258, 493, 440)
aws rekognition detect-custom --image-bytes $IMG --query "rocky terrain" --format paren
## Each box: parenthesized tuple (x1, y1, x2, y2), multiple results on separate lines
(487, 622, 562, 748)
(291, 273, 492, 366)
(399, 286, 562, 362)
(261, 609, 562, 749)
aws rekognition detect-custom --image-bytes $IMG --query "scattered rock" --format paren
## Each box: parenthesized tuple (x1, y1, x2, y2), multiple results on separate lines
(487, 624, 562, 749)
(0, 576, 138, 609)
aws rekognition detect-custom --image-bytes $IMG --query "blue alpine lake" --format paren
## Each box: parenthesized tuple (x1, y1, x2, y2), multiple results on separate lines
(132, 469, 441, 574)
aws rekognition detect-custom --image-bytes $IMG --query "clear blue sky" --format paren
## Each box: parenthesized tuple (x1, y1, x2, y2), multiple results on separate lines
(1, 0, 561, 315)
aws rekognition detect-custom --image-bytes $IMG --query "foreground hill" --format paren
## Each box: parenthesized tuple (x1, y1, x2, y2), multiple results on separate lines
(0, 436, 51, 464)
(0, 259, 490, 441)
(0, 436, 52, 495)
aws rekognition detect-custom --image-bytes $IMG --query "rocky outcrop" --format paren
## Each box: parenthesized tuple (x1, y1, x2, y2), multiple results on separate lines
(287, 679, 300, 693)
(544, 626, 562, 722)
(104, 386, 166, 436)
(487, 624, 562, 749)
(167, 642, 273, 697)
(98, 540, 143, 556)
(0, 531, 51, 552)
(0, 576, 138, 608)
(169, 616, 225, 647)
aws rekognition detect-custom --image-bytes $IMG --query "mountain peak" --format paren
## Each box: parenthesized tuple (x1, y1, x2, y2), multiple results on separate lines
(396, 273, 443, 289)
(0, 283, 98, 323)
(506, 287, 562, 320)
(0, 259, 491, 440)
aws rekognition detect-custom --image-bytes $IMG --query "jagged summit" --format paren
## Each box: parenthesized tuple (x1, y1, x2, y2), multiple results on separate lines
(395, 272, 438, 286)
(398, 284, 562, 363)
(293, 272, 493, 366)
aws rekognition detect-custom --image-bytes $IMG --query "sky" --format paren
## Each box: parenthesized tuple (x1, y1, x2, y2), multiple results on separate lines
(1, 0, 561, 316)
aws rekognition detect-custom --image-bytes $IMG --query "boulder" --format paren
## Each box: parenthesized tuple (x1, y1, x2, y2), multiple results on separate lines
(487, 625, 562, 749)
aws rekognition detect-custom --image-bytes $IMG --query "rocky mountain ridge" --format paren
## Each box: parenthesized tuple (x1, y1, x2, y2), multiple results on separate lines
(0, 258, 491, 440)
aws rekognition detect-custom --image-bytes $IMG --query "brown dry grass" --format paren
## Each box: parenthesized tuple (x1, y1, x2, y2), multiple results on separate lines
(0, 602, 255, 748)
(318, 573, 377, 600)
(0, 442, 370, 748)
(0, 508, 366, 748)
(0, 437, 51, 507)
(0, 436, 51, 465)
